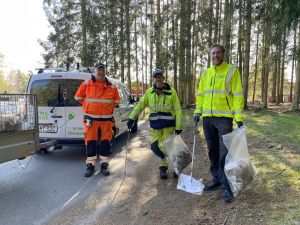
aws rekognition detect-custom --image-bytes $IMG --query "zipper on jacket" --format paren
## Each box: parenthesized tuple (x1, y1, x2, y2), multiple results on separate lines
(226, 96, 231, 110)
(211, 67, 217, 116)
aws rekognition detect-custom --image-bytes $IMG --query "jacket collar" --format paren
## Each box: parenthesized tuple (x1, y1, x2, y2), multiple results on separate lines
(210, 60, 229, 71)
(151, 83, 172, 95)
(152, 82, 171, 91)
(91, 76, 112, 86)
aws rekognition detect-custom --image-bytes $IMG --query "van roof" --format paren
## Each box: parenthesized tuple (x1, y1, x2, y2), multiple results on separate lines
(30, 71, 121, 84)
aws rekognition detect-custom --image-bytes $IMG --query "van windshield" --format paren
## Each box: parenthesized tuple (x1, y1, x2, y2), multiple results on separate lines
(30, 79, 82, 107)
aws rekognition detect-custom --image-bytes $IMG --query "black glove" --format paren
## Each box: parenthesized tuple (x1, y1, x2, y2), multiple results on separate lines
(237, 121, 243, 128)
(193, 113, 201, 123)
(175, 129, 182, 135)
(127, 119, 135, 129)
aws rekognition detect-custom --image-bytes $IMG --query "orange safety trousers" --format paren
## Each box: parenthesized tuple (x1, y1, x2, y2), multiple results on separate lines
(84, 120, 114, 166)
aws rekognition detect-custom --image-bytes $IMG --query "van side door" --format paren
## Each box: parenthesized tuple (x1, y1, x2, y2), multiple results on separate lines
(63, 78, 85, 140)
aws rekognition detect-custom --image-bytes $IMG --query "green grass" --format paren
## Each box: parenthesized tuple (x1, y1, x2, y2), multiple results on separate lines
(253, 151, 300, 224)
(246, 111, 300, 224)
(245, 111, 300, 151)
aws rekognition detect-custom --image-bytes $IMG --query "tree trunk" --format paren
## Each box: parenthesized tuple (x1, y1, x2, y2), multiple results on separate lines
(223, 0, 232, 62)
(105, 21, 108, 66)
(272, 46, 277, 103)
(191, 0, 196, 101)
(150, 1, 154, 87)
(292, 23, 300, 110)
(242, 0, 251, 109)
(171, 0, 178, 91)
(252, 24, 259, 103)
(120, 0, 125, 83)
(166, 6, 169, 80)
(110, 1, 117, 76)
(178, 0, 186, 102)
(156, 0, 162, 68)
(213, 0, 219, 43)
(145, 0, 148, 89)
(185, 0, 192, 105)
(290, 25, 297, 102)
(207, 0, 213, 68)
(276, 44, 281, 105)
(237, 0, 243, 73)
(125, 0, 131, 92)
(262, 14, 271, 108)
(261, 31, 264, 101)
(134, 13, 139, 99)
(218, 0, 223, 42)
(280, 29, 286, 103)
(141, 3, 145, 95)
(80, 0, 88, 66)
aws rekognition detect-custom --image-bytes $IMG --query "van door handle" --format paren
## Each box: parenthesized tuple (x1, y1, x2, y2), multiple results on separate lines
(51, 115, 62, 118)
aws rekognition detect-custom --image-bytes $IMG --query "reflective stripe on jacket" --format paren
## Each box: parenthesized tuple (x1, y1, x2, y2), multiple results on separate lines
(194, 60, 244, 122)
(75, 78, 120, 118)
(129, 83, 183, 130)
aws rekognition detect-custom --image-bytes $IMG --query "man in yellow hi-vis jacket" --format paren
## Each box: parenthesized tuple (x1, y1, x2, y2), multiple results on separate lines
(127, 69, 182, 179)
(194, 44, 244, 203)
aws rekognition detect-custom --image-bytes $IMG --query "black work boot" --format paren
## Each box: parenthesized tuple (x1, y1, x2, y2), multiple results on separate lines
(84, 164, 95, 177)
(173, 171, 179, 178)
(223, 188, 234, 203)
(159, 166, 168, 179)
(100, 162, 110, 176)
(203, 180, 221, 191)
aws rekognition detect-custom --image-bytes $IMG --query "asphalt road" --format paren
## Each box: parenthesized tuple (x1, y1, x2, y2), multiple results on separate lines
(0, 124, 143, 225)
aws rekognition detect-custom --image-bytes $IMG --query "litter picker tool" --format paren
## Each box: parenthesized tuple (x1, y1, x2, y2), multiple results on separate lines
(176, 121, 204, 195)
(110, 127, 131, 205)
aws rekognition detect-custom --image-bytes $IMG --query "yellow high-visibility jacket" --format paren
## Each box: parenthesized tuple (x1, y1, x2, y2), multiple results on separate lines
(194, 60, 244, 122)
(129, 83, 183, 130)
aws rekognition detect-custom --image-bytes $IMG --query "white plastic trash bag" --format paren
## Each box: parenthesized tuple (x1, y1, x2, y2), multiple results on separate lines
(222, 127, 257, 197)
(163, 134, 192, 175)
(177, 174, 204, 195)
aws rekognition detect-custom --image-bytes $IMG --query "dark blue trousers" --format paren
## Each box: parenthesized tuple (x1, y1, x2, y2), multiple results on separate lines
(203, 117, 233, 190)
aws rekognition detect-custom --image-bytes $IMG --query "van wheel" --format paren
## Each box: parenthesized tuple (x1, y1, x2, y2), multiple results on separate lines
(130, 119, 138, 133)
(41, 148, 49, 154)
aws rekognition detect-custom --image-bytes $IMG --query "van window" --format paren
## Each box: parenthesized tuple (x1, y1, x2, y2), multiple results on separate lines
(118, 84, 126, 105)
(122, 85, 132, 104)
(30, 79, 82, 107)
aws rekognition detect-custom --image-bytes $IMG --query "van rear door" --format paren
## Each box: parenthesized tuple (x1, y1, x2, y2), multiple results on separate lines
(29, 78, 66, 140)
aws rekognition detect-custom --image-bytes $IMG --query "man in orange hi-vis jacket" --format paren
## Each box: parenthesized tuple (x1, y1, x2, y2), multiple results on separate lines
(75, 62, 120, 177)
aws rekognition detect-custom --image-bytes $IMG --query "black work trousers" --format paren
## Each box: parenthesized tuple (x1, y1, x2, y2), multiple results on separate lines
(203, 117, 233, 190)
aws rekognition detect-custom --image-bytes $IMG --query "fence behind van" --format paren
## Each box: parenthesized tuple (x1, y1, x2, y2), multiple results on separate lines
(0, 94, 38, 133)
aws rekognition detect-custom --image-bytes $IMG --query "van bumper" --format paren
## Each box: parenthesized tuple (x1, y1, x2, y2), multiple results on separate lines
(39, 138, 85, 145)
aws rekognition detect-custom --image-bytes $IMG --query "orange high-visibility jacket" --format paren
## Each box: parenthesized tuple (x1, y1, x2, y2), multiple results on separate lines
(75, 78, 120, 119)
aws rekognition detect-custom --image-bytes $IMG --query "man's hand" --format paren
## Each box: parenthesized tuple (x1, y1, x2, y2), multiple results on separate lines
(127, 119, 135, 129)
(193, 113, 201, 123)
(175, 130, 182, 135)
(237, 121, 243, 128)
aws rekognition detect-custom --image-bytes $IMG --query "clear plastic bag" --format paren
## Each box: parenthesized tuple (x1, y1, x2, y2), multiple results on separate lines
(163, 134, 192, 175)
(222, 127, 257, 196)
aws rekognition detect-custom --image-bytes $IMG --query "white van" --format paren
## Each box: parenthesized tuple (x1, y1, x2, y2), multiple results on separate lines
(26, 68, 137, 146)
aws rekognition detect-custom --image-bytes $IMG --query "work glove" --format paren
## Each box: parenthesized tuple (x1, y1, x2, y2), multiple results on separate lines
(193, 113, 201, 123)
(127, 119, 135, 129)
(237, 121, 243, 128)
(175, 129, 182, 135)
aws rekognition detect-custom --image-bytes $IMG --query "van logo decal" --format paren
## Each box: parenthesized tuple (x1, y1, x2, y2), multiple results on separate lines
(39, 112, 48, 120)
(68, 113, 75, 120)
